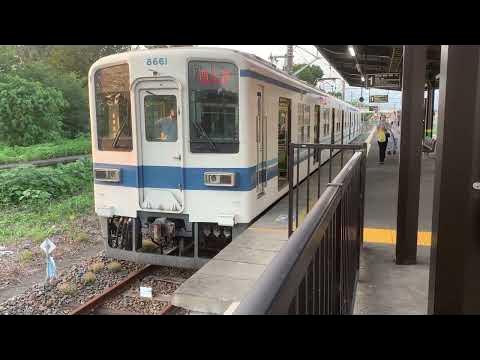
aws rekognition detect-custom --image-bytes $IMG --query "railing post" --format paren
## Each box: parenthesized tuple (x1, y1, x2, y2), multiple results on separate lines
(235, 146, 364, 315)
(359, 143, 367, 247)
(288, 143, 294, 237)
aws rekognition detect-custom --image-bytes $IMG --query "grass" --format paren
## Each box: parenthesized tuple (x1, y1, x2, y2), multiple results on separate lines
(57, 282, 77, 296)
(0, 136, 91, 165)
(107, 261, 122, 273)
(82, 272, 96, 285)
(73, 232, 90, 243)
(88, 261, 104, 273)
(0, 192, 94, 246)
(19, 249, 33, 263)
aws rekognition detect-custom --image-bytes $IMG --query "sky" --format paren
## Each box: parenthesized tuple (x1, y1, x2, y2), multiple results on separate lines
(198, 45, 434, 111)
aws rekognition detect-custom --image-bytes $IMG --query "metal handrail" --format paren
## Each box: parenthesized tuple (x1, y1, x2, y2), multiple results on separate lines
(234, 144, 366, 315)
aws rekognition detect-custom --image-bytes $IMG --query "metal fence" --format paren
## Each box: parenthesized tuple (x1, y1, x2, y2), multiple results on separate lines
(234, 143, 367, 315)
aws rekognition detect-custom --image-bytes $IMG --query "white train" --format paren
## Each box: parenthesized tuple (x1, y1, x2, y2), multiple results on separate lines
(89, 47, 362, 268)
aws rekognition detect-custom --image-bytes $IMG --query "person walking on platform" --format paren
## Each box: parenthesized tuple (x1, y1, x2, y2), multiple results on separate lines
(377, 123, 388, 164)
(387, 118, 399, 155)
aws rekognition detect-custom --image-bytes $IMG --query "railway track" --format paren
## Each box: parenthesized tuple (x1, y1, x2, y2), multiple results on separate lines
(70, 264, 190, 315)
(0, 155, 91, 170)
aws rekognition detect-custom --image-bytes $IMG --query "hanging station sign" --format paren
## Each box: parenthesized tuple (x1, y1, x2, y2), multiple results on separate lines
(369, 95, 389, 103)
(366, 73, 401, 89)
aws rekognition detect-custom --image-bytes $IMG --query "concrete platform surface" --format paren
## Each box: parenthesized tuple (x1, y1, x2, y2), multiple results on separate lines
(355, 133, 435, 314)
(354, 243, 430, 315)
(172, 138, 365, 315)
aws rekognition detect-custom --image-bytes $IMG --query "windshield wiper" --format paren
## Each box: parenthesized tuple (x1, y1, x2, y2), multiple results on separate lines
(191, 119, 217, 152)
(112, 119, 128, 149)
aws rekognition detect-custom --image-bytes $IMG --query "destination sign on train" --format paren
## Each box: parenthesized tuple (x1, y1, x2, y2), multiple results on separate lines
(192, 62, 235, 88)
(369, 95, 389, 103)
(366, 73, 401, 89)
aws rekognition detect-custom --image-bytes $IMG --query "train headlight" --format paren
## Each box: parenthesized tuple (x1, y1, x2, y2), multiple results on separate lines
(213, 225, 221, 238)
(204, 172, 236, 187)
(94, 168, 121, 183)
(223, 227, 232, 239)
(202, 225, 212, 237)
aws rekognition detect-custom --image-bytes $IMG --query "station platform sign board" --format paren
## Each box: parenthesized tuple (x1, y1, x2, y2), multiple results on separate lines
(367, 73, 401, 90)
(369, 106, 379, 112)
(369, 95, 389, 103)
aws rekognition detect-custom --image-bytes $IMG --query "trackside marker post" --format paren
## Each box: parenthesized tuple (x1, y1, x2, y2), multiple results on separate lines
(40, 239, 57, 283)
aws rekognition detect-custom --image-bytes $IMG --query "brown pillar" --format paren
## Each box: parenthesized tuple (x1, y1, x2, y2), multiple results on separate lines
(395, 45, 426, 265)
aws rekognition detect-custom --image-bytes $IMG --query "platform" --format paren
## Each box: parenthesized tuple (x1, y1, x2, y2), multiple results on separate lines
(171, 139, 366, 314)
(354, 136, 435, 315)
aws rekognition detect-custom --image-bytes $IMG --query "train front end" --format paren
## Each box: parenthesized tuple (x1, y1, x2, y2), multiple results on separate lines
(89, 49, 249, 268)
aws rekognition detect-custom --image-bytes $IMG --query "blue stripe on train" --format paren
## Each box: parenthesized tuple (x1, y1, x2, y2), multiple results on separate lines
(95, 163, 275, 191)
(94, 152, 318, 191)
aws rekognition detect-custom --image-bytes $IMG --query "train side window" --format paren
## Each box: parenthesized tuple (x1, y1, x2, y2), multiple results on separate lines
(304, 104, 310, 143)
(297, 103, 304, 143)
(144, 95, 178, 142)
(94, 64, 132, 151)
(322, 109, 329, 137)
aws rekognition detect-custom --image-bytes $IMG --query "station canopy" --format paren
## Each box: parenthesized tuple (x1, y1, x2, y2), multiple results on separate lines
(314, 46, 441, 90)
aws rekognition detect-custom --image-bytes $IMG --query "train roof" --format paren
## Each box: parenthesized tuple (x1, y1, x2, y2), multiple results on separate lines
(91, 47, 360, 111)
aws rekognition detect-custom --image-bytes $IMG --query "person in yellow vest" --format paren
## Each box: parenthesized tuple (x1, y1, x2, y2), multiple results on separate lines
(377, 123, 388, 164)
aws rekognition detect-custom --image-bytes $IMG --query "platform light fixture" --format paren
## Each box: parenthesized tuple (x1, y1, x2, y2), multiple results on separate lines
(361, 76, 365, 82)
(348, 46, 356, 57)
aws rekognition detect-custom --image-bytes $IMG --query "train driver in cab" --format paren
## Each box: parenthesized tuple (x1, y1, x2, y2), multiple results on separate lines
(156, 109, 178, 142)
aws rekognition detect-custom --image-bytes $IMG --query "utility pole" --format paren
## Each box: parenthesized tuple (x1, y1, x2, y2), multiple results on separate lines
(286, 45, 294, 73)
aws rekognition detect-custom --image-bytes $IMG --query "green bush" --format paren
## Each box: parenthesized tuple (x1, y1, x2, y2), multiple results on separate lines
(0, 75, 67, 146)
(0, 136, 91, 164)
(14, 62, 90, 137)
(0, 158, 93, 206)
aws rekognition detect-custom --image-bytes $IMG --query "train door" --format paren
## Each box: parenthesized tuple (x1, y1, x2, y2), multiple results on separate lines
(349, 112, 352, 141)
(256, 85, 267, 197)
(341, 110, 344, 145)
(136, 80, 184, 213)
(314, 104, 320, 163)
(278, 97, 291, 190)
(331, 108, 336, 145)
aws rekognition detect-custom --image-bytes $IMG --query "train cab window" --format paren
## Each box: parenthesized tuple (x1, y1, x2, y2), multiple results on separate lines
(94, 64, 132, 151)
(144, 95, 178, 142)
(188, 61, 239, 153)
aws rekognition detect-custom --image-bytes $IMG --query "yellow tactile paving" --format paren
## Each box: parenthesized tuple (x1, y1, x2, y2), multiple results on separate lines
(363, 228, 431, 246)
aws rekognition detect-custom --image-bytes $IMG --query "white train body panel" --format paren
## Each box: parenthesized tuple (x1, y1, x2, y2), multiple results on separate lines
(89, 47, 361, 228)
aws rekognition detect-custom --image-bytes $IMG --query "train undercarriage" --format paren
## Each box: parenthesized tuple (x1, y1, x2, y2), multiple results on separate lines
(100, 214, 242, 269)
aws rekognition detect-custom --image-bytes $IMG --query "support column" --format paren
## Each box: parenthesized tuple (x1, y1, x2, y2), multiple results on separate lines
(395, 45, 426, 265)
(428, 46, 480, 314)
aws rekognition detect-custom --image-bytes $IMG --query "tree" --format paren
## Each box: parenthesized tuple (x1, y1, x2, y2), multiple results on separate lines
(292, 63, 324, 87)
(15, 45, 53, 63)
(0, 46, 20, 74)
(0, 75, 67, 146)
(144, 45, 169, 49)
(46, 45, 133, 78)
(144, 45, 194, 49)
(328, 91, 343, 99)
(347, 100, 369, 109)
(14, 61, 89, 136)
